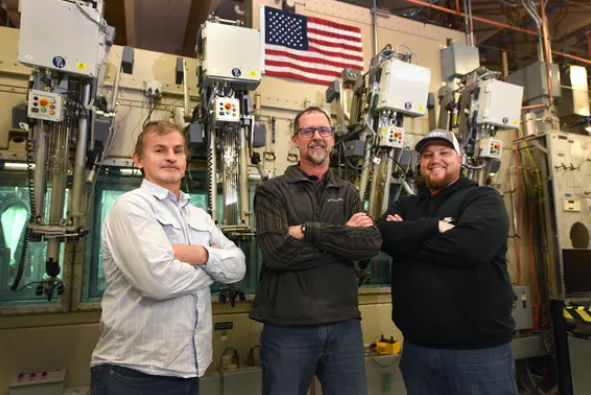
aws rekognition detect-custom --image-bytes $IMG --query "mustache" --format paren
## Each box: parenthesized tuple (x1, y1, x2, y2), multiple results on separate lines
(308, 141, 327, 149)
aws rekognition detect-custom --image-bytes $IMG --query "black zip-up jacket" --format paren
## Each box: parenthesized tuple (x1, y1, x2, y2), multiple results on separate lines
(377, 177, 515, 349)
(250, 165, 382, 325)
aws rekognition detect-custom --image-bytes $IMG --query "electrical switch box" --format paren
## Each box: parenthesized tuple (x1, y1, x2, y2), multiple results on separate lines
(18, 0, 102, 77)
(378, 125, 404, 149)
(474, 79, 523, 129)
(476, 137, 502, 159)
(512, 285, 534, 330)
(27, 90, 64, 122)
(200, 21, 262, 91)
(144, 80, 162, 98)
(9, 368, 66, 395)
(563, 198, 581, 212)
(214, 97, 240, 124)
(377, 59, 431, 117)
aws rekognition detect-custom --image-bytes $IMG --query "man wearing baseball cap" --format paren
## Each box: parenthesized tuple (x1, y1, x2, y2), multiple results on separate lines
(377, 130, 517, 395)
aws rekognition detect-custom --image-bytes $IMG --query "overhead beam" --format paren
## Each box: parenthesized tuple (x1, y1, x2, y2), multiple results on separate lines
(124, 0, 137, 47)
(181, 0, 215, 57)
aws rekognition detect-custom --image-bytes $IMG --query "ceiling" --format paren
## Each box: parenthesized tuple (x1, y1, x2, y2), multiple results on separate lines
(1, 0, 590, 73)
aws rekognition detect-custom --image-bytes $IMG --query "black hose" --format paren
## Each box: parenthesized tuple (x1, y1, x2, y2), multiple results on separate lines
(11, 138, 37, 291)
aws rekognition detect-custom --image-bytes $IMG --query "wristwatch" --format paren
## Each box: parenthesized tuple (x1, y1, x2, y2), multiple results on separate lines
(301, 222, 307, 238)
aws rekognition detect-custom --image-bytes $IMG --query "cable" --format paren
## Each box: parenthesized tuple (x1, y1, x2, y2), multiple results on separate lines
(74, 1, 107, 30)
(142, 98, 156, 128)
(367, 351, 400, 368)
(396, 43, 419, 65)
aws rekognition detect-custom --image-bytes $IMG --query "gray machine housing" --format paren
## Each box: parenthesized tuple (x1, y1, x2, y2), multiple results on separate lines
(200, 21, 262, 91)
(18, 0, 103, 77)
(440, 43, 480, 81)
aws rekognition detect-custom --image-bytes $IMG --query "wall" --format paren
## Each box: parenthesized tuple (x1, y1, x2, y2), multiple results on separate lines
(0, 0, 533, 393)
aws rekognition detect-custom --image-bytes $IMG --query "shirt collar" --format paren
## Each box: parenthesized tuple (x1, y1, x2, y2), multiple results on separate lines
(140, 179, 191, 208)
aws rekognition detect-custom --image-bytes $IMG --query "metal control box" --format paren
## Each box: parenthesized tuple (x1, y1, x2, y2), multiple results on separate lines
(475, 137, 502, 159)
(18, 0, 102, 77)
(200, 22, 261, 90)
(474, 79, 523, 129)
(9, 368, 65, 395)
(378, 125, 404, 149)
(214, 97, 240, 123)
(27, 90, 64, 122)
(440, 43, 480, 81)
(377, 59, 431, 117)
(512, 285, 534, 330)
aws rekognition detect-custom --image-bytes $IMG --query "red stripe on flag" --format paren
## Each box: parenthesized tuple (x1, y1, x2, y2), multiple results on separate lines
(308, 37, 362, 52)
(265, 70, 333, 86)
(266, 48, 363, 69)
(307, 46, 364, 65)
(307, 16, 361, 33)
(265, 60, 341, 77)
(307, 28, 362, 43)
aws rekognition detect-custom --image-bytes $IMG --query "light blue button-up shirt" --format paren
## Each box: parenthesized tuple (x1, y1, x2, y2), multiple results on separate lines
(91, 180, 246, 377)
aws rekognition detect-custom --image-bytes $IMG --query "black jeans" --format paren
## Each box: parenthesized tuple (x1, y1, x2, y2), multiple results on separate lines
(90, 364, 199, 395)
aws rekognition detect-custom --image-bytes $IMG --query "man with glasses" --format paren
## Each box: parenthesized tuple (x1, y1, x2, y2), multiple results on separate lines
(250, 106, 382, 395)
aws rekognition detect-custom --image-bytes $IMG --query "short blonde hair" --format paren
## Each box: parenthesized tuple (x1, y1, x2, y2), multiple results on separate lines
(134, 120, 185, 158)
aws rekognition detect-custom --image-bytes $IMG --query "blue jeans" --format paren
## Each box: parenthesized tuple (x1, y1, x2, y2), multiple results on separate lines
(90, 364, 199, 395)
(400, 341, 518, 395)
(261, 321, 367, 395)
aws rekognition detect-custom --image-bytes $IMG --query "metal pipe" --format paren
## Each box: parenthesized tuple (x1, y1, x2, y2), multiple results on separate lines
(521, 0, 544, 61)
(368, 153, 382, 219)
(372, 0, 378, 55)
(33, 121, 47, 219)
(358, 135, 373, 202)
(552, 50, 591, 66)
(462, 0, 470, 45)
(539, 0, 556, 126)
(502, 51, 509, 76)
(238, 125, 250, 228)
(110, 54, 123, 111)
(381, 151, 394, 214)
(467, 0, 474, 46)
(182, 59, 190, 120)
(403, 0, 537, 35)
(209, 127, 218, 224)
(522, 103, 546, 110)
(71, 83, 91, 229)
(587, 32, 591, 60)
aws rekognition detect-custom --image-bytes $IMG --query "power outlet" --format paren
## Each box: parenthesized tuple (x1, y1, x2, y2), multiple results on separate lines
(144, 80, 162, 98)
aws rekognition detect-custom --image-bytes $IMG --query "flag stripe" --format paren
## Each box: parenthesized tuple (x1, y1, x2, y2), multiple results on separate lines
(265, 68, 334, 85)
(266, 59, 342, 77)
(308, 16, 361, 33)
(266, 46, 364, 68)
(307, 22, 362, 39)
(307, 29, 362, 44)
(308, 46, 364, 65)
(308, 36, 363, 52)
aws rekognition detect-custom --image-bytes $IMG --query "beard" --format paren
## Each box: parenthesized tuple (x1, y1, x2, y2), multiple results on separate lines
(307, 141, 330, 164)
(420, 171, 458, 192)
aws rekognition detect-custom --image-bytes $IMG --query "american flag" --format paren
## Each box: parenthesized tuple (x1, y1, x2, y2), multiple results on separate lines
(262, 6, 364, 85)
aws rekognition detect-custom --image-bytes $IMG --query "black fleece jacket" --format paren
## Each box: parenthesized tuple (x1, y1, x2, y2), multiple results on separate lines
(377, 177, 515, 349)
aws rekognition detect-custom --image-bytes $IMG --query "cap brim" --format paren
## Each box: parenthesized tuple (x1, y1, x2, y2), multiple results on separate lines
(415, 137, 455, 154)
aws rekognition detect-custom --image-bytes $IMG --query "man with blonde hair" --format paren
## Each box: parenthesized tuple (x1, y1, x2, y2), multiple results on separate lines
(90, 121, 246, 395)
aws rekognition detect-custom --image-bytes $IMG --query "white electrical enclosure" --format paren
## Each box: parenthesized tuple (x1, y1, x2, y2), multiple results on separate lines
(18, 0, 102, 77)
(377, 59, 431, 117)
(474, 79, 524, 129)
(201, 22, 262, 90)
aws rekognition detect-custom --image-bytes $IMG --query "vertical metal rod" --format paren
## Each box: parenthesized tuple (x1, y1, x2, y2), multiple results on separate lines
(34, 121, 47, 218)
(209, 127, 218, 223)
(502, 51, 509, 77)
(381, 150, 394, 215)
(72, 83, 91, 229)
(467, 0, 474, 46)
(368, 152, 382, 218)
(359, 135, 373, 202)
(372, 0, 378, 56)
(521, 0, 544, 61)
(462, 0, 470, 45)
(587, 32, 591, 60)
(110, 54, 122, 111)
(182, 59, 190, 119)
(238, 125, 250, 228)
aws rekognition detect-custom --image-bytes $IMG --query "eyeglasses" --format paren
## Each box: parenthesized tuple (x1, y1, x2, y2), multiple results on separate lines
(298, 127, 333, 138)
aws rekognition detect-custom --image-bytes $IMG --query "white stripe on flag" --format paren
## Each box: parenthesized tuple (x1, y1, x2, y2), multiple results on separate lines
(266, 44, 364, 68)
(307, 32, 362, 48)
(307, 22, 362, 39)
(264, 65, 335, 82)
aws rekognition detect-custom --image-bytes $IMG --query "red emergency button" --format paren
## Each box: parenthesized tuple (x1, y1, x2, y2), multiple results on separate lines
(39, 98, 48, 106)
(224, 103, 232, 110)
(494, 144, 500, 148)
(395, 132, 400, 137)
